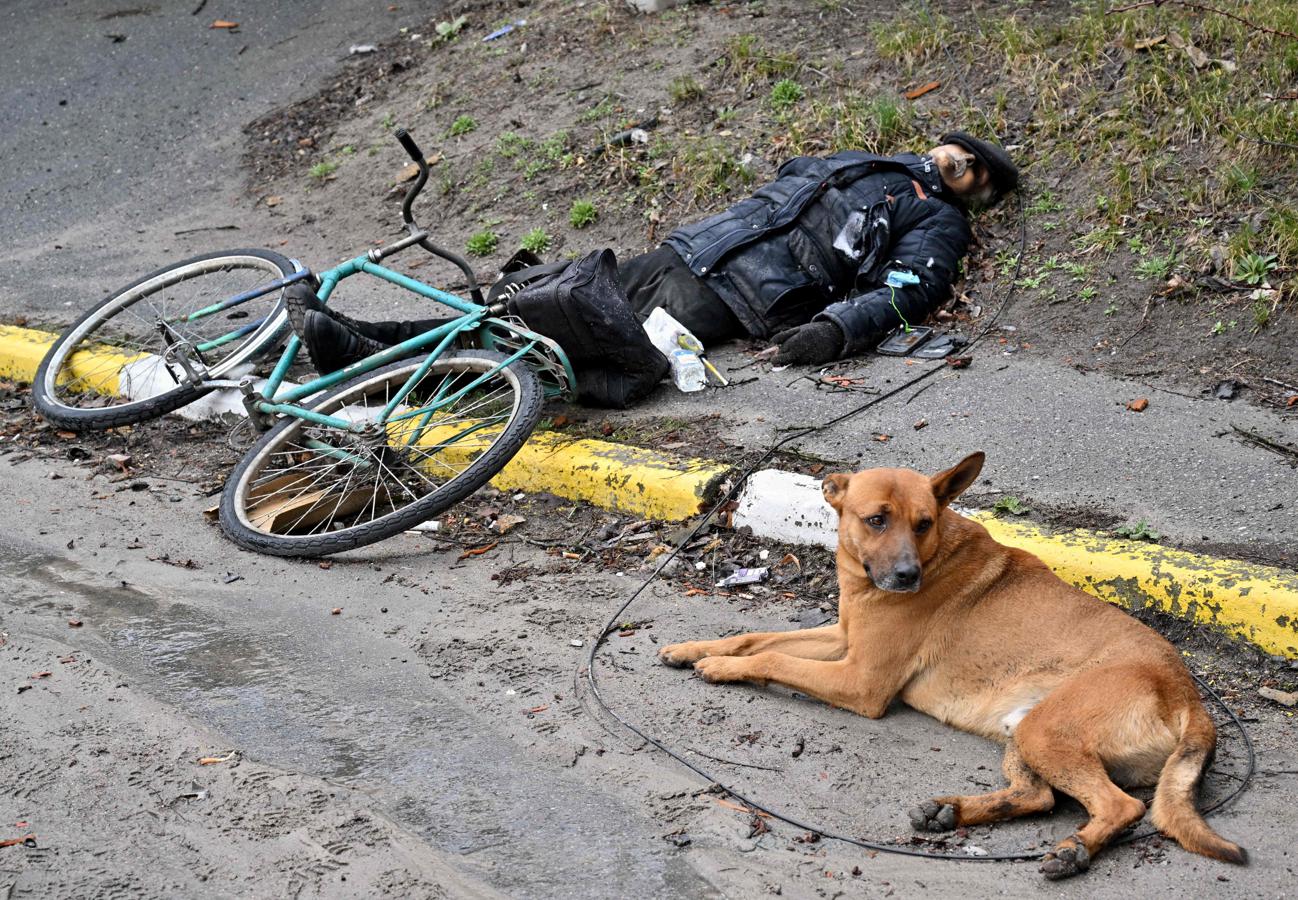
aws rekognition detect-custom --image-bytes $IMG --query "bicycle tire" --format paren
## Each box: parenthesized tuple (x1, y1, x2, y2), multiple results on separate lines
(32, 248, 298, 431)
(219, 350, 544, 558)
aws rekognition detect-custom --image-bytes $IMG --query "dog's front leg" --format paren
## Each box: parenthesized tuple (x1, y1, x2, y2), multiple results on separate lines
(659, 624, 845, 668)
(693, 653, 893, 718)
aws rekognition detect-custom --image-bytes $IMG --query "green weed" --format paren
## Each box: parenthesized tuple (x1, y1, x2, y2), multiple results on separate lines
(569, 200, 597, 229)
(769, 79, 805, 111)
(521, 227, 551, 254)
(449, 115, 477, 137)
(1134, 252, 1177, 280)
(436, 14, 467, 40)
(993, 496, 1030, 516)
(1236, 252, 1278, 285)
(1114, 521, 1161, 542)
(308, 160, 339, 180)
(466, 230, 498, 256)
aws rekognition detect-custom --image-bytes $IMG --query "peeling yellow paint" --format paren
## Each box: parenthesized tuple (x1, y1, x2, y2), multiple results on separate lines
(489, 433, 730, 521)
(0, 325, 143, 394)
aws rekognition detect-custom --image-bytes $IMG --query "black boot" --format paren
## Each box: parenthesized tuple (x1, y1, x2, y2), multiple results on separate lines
(301, 310, 392, 374)
(284, 283, 450, 346)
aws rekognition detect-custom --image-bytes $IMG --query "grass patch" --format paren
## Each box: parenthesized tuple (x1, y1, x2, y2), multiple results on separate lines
(569, 200, 597, 229)
(308, 160, 339, 180)
(448, 115, 477, 137)
(769, 79, 805, 111)
(521, 227, 552, 254)
(466, 230, 498, 256)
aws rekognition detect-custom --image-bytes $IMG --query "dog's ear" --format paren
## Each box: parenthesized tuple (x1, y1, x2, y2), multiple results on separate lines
(821, 473, 851, 511)
(930, 452, 985, 508)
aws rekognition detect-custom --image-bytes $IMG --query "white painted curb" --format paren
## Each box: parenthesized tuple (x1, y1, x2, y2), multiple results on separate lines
(733, 469, 838, 550)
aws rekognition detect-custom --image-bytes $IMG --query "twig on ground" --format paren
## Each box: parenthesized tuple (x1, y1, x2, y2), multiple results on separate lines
(1230, 425, 1298, 466)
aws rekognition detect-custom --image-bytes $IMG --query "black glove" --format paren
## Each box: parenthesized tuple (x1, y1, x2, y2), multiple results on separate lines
(770, 320, 845, 366)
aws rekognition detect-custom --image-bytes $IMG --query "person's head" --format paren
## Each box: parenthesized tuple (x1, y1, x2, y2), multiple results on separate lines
(927, 132, 1018, 209)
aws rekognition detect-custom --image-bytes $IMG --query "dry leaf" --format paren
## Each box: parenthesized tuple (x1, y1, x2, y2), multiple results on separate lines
(395, 153, 443, 182)
(1133, 34, 1166, 50)
(903, 80, 941, 100)
(492, 514, 526, 534)
(265, 195, 282, 207)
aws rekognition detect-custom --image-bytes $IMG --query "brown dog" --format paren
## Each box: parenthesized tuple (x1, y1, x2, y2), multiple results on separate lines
(659, 452, 1245, 879)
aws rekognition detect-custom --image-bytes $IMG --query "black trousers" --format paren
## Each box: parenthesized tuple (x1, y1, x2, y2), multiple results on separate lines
(356, 246, 745, 347)
(618, 246, 745, 345)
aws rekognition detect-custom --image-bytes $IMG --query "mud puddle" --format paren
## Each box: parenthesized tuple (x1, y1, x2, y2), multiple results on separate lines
(0, 543, 708, 898)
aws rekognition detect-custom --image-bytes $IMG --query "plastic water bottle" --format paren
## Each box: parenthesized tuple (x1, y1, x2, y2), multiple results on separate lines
(670, 349, 707, 392)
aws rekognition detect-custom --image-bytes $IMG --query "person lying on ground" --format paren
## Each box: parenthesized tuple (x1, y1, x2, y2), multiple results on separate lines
(289, 131, 1018, 377)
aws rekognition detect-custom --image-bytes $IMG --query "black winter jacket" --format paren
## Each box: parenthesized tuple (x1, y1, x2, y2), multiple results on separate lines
(663, 151, 971, 355)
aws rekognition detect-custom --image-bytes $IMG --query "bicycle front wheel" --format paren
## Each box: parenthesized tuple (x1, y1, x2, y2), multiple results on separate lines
(32, 249, 298, 430)
(220, 351, 544, 557)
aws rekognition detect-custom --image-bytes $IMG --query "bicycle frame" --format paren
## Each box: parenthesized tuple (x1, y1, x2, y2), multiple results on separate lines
(199, 245, 574, 449)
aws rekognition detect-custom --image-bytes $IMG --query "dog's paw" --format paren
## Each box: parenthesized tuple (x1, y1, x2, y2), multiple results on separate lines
(658, 642, 705, 668)
(1039, 835, 1090, 880)
(692, 655, 749, 684)
(908, 800, 957, 833)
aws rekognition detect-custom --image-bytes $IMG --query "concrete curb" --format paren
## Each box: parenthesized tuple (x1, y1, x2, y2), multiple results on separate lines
(5, 324, 1295, 658)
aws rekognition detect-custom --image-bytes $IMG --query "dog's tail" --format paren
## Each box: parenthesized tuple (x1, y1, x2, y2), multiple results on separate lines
(1150, 706, 1247, 865)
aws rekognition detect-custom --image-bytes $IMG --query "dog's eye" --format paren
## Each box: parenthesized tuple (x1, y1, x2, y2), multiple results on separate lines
(915, 518, 933, 535)
(865, 514, 886, 529)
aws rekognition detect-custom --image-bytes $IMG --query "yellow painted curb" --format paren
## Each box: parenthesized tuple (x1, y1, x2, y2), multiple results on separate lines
(490, 433, 730, 522)
(0, 324, 142, 394)
(0, 325, 56, 383)
(972, 513, 1298, 659)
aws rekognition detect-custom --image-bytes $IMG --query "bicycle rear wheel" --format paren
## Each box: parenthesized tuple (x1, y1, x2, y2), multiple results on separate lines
(32, 249, 298, 430)
(220, 350, 544, 557)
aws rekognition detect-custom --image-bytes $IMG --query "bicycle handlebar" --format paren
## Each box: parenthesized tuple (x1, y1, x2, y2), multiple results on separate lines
(392, 128, 483, 303)
(394, 128, 430, 231)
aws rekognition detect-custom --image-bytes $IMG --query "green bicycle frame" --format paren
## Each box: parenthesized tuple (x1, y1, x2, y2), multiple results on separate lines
(242, 254, 569, 444)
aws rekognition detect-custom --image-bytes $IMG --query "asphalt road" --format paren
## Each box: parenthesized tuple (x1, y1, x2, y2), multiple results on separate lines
(0, 0, 432, 318)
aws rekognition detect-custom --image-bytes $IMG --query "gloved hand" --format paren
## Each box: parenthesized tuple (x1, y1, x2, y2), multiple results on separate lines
(770, 320, 845, 366)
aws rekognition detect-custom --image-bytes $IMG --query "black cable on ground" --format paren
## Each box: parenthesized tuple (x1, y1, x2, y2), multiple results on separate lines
(579, 190, 1256, 863)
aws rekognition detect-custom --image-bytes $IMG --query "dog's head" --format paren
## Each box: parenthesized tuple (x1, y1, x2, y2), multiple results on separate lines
(821, 452, 985, 593)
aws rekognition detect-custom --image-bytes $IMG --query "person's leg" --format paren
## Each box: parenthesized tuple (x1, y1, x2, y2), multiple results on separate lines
(620, 246, 744, 345)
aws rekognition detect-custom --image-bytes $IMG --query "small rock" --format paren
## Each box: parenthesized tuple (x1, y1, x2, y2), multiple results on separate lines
(570, 639, 584, 648)
(1258, 686, 1297, 707)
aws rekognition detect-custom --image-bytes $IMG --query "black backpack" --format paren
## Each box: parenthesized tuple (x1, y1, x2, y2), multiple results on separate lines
(487, 249, 669, 409)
